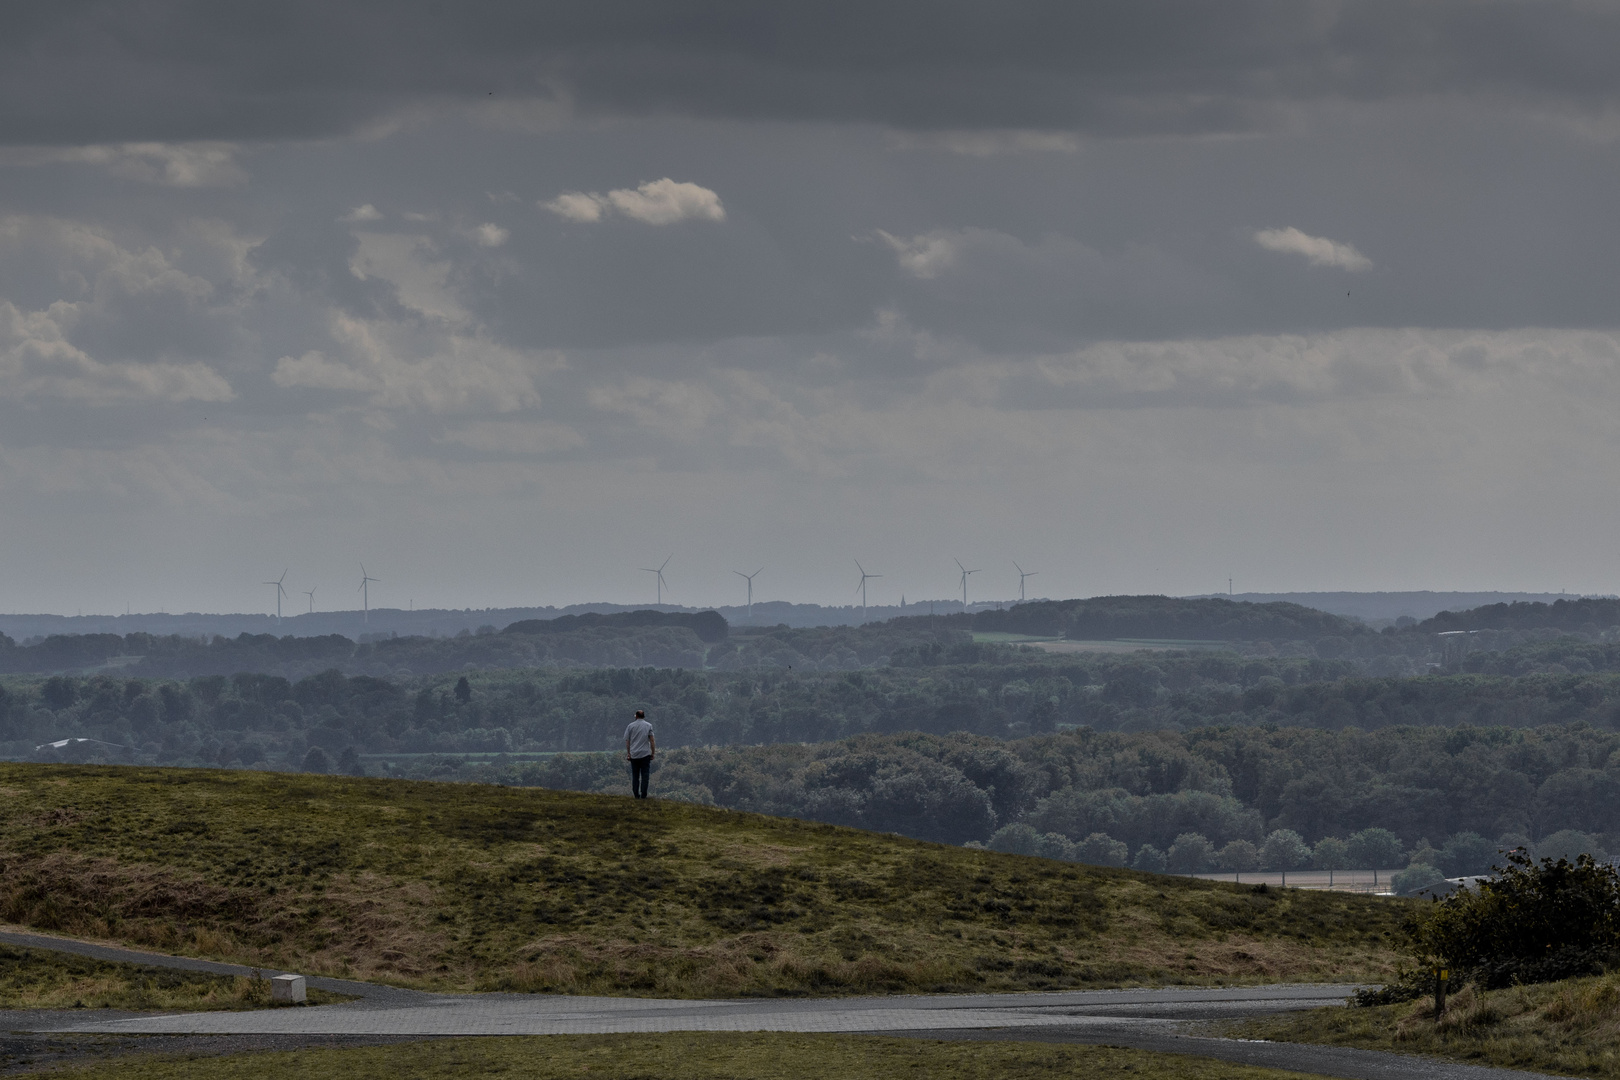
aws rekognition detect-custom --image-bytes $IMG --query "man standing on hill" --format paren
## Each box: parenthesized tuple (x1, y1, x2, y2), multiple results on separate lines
(625, 710, 655, 799)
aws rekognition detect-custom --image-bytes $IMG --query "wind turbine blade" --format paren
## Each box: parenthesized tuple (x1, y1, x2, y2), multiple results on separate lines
(659, 555, 671, 571)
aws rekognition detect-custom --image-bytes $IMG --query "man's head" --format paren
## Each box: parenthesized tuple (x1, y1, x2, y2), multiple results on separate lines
(635, 710, 645, 720)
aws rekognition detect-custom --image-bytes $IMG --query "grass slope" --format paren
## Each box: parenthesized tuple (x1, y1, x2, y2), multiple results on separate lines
(0, 765, 1406, 995)
(24, 1033, 1328, 1080)
(0, 943, 346, 1010)
(1232, 973, 1620, 1078)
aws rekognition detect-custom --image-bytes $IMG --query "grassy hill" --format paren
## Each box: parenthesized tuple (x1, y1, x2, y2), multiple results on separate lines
(0, 765, 1407, 995)
(1231, 971, 1620, 1078)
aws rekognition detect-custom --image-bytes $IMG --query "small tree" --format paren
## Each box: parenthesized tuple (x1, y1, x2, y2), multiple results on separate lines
(1260, 829, 1311, 886)
(1167, 833, 1216, 874)
(337, 746, 365, 777)
(1439, 832, 1495, 877)
(1218, 839, 1259, 882)
(1036, 832, 1076, 861)
(454, 676, 472, 704)
(1312, 836, 1350, 887)
(1392, 864, 1445, 896)
(988, 822, 1040, 856)
(1074, 832, 1129, 868)
(300, 746, 332, 774)
(1348, 828, 1405, 888)
(1537, 830, 1609, 865)
(1133, 844, 1168, 874)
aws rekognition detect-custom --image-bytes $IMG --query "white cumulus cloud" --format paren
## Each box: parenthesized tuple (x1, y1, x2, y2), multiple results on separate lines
(0, 301, 235, 404)
(340, 204, 384, 223)
(0, 143, 247, 187)
(875, 230, 961, 278)
(541, 179, 725, 226)
(1253, 226, 1373, 271)
(471, 223, 510, 247)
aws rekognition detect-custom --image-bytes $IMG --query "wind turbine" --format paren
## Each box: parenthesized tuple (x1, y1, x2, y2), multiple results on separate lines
(955, 559, 980, 611)
(358, 564, 379, 622)
(1014, 562, 1038, 603)
(304, 587, 316, 614)
(733, 568, 762, 621)
(639, 556, 671, 605)
(854, 560, 882, 623)
(263, 570, 288, 621)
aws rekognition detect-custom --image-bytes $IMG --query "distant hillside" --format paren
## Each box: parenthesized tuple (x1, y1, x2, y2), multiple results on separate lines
(504, 609, 729, 643)
(0, 765, 1405, 996)
(974, 595, 1367, 642)
(0, 614, 980, 680)
(1196, 592, 1591, 622)
(1417, 597, 1620, 634)
(0, 598, 981, 643)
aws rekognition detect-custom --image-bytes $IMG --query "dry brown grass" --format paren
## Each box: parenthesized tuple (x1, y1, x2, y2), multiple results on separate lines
(1229, 972, 1620, 1078)
(0, 942, 349, 1010)
(0, 764, 1409, 996)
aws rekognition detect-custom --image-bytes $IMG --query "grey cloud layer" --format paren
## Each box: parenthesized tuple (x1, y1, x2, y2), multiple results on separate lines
(6, 4, 1620, 611)
(4, 1, 1620, 143)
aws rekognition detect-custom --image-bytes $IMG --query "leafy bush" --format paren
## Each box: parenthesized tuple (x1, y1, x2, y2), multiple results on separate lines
(1412, 851, 1620, 988)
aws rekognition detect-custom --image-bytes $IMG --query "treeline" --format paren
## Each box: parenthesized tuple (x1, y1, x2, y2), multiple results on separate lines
(974, 596, 1368, 642)
(0, 618, 973, 681)
(0, 614, 973, 680)
(14, 648, 1620, 770)
(1420, 597, 1620, 635)
(9, 595, 1620, 681)
(466, 724, 1616, 882)
(13, 661, 1620, 878)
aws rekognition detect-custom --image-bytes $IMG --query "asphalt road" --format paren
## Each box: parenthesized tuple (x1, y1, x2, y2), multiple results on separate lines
(0, 928, 1562, 1080)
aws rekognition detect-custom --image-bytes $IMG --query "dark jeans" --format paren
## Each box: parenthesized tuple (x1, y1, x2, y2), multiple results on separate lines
(629, 755, 651, 799)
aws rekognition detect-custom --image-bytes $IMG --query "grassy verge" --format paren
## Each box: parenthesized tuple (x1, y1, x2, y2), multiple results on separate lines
(27, 1032, 1328, 1080)
(1227, 973, 1620, 1078)
(0, 764, 1407, 996)
(0, 943, 348, 1010)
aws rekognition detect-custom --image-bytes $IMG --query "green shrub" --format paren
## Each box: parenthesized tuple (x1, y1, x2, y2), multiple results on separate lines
(1412, 851, 1620, 988)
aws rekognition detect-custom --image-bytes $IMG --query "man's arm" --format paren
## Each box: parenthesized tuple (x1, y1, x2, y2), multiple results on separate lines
(648, 732, 655, 759)
(625, 733, 632, 761)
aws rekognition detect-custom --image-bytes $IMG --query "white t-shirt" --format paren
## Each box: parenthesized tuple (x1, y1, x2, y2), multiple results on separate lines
(625, 718, 654, 759)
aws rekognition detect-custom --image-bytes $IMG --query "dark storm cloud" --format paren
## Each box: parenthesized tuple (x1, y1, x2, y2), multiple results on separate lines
(4, 0, 1620, 144)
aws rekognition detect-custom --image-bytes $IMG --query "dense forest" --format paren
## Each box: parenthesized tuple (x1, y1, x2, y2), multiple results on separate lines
(6, 648, 1619, 879)
(12, 642, 1620, 768)
(469, 724, 1615, 885)
(8, 592, 1620, 892)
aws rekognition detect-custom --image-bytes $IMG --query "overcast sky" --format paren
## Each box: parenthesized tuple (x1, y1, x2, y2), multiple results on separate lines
(4, 0, 1620, 616)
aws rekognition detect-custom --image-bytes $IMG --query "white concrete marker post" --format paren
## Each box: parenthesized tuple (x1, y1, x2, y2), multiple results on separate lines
(271, 974, 307, 1004)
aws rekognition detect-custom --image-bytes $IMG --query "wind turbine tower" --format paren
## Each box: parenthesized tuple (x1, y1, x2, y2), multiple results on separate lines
(358, 564, 380, 622)
(733, 567, 762, 621)
(263, 570, 288, 622)
(639, 556, 672, 605)
(304, 587, 316, 614)
(854, 560, 882, 623)
(1014, 562, 1038, 603)
(956, 559, 980, 611)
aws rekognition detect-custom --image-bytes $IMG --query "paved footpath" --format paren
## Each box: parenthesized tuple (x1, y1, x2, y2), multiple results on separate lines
(0, 928, 1560, 1080)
